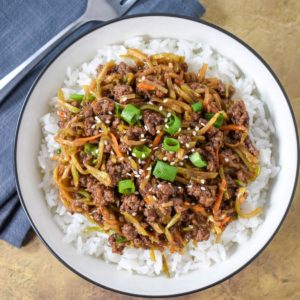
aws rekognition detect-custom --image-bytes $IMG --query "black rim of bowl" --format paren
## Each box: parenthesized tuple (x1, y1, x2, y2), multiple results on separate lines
(14, 13, 299, 298)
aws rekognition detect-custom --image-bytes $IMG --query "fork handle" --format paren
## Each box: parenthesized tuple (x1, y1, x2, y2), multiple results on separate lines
(0, 16, 86, 103)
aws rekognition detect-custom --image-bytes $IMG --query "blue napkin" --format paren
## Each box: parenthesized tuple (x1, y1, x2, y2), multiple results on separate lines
(0, 0, 205, 247)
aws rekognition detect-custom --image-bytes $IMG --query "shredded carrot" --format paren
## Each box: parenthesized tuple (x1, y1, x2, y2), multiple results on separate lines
(220, 124, 248, 132)
(137, 82, 156, 91)
(152, 131, 164, 147)
(220, 216, 231, 228)
(109, 132, 123, 159)
(213, 179, 227, 216)
(192, 204, 206, 214)
(198, 63, 208, 82)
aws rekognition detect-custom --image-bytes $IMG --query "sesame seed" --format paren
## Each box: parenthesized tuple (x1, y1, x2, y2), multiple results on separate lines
(146, 167, 152, 171)
(104, 140, 108, 145)
(153, 146, 159, 150)
(156, 130, 160, 134)
(149, 101, 153, 105)
(119, 157, 124, 161)
(200, 186, 206, 191)
(192, 131, 196, 136)
(157, 184, 162, 188)
(191, 148, 195, 152)
(163, 157, 168, 161)
(139, 169, 144, 174)
(159, 106, 163, 111)
(167, 112, 171, 117)
(126, 173, 131, 176)
(134, 174, 140, 178)
(187, 127, 191, 130)
(178, 128, 182, 133)
(105, 120, 110, 124)
(184, 155, 189, 159)
(132, 212, 137, 216)
(108, 111, 113, 115)
(195, 126, 199, 131)
(95, 116, 101, 123)
(141, 76, 146, 80)
(179, 162, 184, 166)
(200, 122, 206, 126)
(164, 118, 168, 123)
(165, 124, 169, 129)
(170, 161, 175, 165)
(132, 153, 137, 157)
(144, 125, 148, 130)
(225, 158, 229, 162)
(163, 99, 168, 103)
(141, 134, 145, 138)
(138, 159, 142, 164)
(91, 124, 96, 129)
(141, 139, 146, 141)
(200, 179, 206, 184)
(141, 153, 146, 158)
(187, 184, 193, 188)
(185, 143, 190, 148)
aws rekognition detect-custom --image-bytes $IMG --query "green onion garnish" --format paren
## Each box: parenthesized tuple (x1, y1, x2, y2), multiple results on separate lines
(115, 236, 127, 244)
(132, 145, 151, 159)
(163, 137, 180, 152)
(152, 161, 177, 182)
(189, 152, 207, 168)
(115, 103, 122, 117)
(121, 104, 141, 125)
(205, 112, 224, 128)
(118, 179, 136, 194)
(69, 94, 84, 101)
(164, 113, 182, 134)
(56, 148, 62, 154)
(84, 143, 98, 157)
(191, 102, 203, 113)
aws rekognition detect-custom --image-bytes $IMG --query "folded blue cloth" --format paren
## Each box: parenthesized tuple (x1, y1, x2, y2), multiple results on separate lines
(0, 0, 205, 247)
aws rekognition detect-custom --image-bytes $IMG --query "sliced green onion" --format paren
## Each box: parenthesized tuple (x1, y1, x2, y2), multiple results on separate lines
(121, 104, 141, 125)
(115, 103, 122, 117)
(191, 102, 203, 112)
(115, 236, 127, 244)
(84, 143, 98, 157)
(189, 152, 207, 168)
(164, 114, 182, 134)
(69, 93, 84, 101)
(118, 179, 136, 194)
(56, 148, 62, 154)
(205, 112, 224, 128)
(86, 94, 96, 102)
(132, 145, 151, 159)
(152, 161, 177, 182)
(163, 137, 180, 152)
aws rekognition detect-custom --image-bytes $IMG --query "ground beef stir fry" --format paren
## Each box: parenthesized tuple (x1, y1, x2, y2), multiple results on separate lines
(53, 49, 261, 255)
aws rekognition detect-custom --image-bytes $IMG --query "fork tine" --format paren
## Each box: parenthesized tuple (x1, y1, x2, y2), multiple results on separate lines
(109, 0, 139, 16)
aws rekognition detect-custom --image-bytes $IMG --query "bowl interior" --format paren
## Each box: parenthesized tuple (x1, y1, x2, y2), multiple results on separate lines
(15, 15, 298, 297)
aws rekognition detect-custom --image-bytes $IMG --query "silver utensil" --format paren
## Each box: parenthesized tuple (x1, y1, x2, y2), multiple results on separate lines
(0, 0, 138, 101)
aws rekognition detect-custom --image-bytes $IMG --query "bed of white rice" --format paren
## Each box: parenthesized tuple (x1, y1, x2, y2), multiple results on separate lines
(38, 37, 279, 277)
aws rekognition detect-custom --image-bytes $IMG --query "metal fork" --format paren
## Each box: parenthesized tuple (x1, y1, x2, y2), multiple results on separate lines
(0, 0, 138, 102)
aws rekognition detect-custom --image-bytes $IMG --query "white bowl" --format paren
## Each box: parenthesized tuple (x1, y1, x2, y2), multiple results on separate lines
(15, 15, 299, 297)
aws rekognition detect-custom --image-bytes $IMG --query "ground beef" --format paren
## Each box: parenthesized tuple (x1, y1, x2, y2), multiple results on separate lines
(121, 223, 138, 241)
(173, 198, 185, 213)
(133, 236, 150, 249)
(195, 226, 210, 241)
(91, 98, 115, 115)
(82, 105, 94, 117)
(206, 126, 224, 150)
(228, 100, 249, 127)
(106, 160, 131, 186)
(217, 81, 235, 98)
(189, 111, 201, 126)
(237, 169, 249, 182)
(198, 145, 218, 172)
(120, 195, 144, 215)
(187, 184, 217, 208)
(178, 133, 192, 144)
(116, 62, 136, 76)
(220, 148, 242, 169)
(189, 82, 205, 91)
(113, 84, 133, 101)
(144, 207, 158, 223)
(151, 181, 177, 203)
(86, 180, 115, 206)
(108, 235, 125, 254)
(84, 117, 94, 136)
(126, 126, 146, 140)
(245, 137, 259, 157)
(142, 110, 164, 135)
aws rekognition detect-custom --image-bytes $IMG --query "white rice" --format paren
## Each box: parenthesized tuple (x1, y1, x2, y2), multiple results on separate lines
(38, 37, 279, 277)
